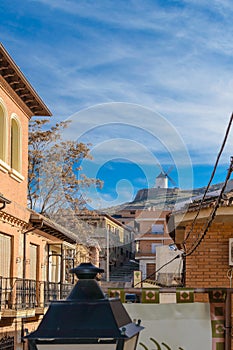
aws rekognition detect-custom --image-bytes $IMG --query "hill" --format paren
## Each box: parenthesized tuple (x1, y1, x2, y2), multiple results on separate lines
(105, 179, 233, 214)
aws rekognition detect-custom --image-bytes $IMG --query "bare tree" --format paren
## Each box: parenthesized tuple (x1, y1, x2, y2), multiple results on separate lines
(28, 118, 102, 216)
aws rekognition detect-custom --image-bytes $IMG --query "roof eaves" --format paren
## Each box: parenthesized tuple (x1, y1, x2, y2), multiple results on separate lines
(0, 43, 52, 117)
(29, 212, 80, 244)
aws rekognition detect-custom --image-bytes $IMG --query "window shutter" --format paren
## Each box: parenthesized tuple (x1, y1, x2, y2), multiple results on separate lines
(30, 244, 37, 280)
(0, 233, 11, 278)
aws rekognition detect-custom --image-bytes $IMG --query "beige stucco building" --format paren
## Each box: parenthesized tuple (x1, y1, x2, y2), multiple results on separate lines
(74, 210, 134, 281)
(114, 207, 173, 280)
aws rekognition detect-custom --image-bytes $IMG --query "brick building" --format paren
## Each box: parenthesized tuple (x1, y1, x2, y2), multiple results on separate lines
(0, 43, 96, 349)
(169, 191, 233, 288)
(113, 207, 173, 280)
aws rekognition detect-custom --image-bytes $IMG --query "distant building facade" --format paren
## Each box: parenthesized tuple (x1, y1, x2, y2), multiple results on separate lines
(113, 207, 173, 280)
(75, 210, 135, 280)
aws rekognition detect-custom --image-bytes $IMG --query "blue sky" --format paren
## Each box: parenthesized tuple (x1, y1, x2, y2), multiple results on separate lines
(2, 0, 233, 208)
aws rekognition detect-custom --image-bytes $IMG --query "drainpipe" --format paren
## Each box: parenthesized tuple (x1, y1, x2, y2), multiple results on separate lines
(60, 244, 64, 298)
(0, 194, 11, 210)
(20, 226, 39, 348)
(181, 254, 186, 286)
(0, 202, 6, 210)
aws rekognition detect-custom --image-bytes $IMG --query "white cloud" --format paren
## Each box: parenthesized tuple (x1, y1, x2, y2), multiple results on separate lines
(2, 0, 233, 173)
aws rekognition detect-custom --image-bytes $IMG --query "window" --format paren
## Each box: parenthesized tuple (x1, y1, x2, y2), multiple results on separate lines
(49, 251, 61, 283)
(64, 248, 75, 283)
(0, 101, 9, 171)
(146, 263, 156, 279)
(0, 105, 6, 161)
(151, 224, 164, 234)
(151, 243, 163, 253)
(10, 115, 22, 173)
(29, 243, 38, 280)
(48, 245, 62, 283)
(134, 222, 140, 232)
(0, 233, 12, 278)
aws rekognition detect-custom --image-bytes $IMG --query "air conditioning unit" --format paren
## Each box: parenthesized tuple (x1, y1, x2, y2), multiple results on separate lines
(229, 238, 233, 265)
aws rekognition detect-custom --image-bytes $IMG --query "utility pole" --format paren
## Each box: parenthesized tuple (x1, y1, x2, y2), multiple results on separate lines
(106, 228, 110, 282)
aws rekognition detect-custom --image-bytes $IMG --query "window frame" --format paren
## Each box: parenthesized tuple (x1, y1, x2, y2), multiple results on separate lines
(151, 223, 164, 234)
(9, 114, 24, 182)
(0, 99, 10, 173)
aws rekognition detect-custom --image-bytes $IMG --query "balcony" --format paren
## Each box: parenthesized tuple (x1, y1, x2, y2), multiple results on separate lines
(43, 281, 73, 306)
(0, 276, 74, 318)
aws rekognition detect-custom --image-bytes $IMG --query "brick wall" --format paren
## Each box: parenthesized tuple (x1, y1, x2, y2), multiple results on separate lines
(0, 87, 29, 207)
(184, 221, 231, 288)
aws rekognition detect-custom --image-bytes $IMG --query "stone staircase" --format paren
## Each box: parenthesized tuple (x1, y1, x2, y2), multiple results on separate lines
(109, 260, 140, 282)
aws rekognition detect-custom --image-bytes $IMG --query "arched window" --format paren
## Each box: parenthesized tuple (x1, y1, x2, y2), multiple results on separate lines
(10, 115, 22, 173)
(0, 101, 8, 164)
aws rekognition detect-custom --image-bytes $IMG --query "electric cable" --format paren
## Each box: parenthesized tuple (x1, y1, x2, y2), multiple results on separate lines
(134, 253, 181, 287)
(133, 113, 233, 287)
(227, 268, 233, 288)
(182, 112, 233, 249)
(183, 156, 233, 257)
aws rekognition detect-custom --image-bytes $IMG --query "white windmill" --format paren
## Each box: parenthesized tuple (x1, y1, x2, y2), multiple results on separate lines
(155, 166, 177, 189)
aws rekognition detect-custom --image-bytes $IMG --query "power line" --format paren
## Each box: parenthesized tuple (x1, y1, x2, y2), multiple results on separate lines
(184, 156, 233, 257)
(134, 253, 181, 287)
(182, 112, 233, 249)
(134, 113, 233, 286)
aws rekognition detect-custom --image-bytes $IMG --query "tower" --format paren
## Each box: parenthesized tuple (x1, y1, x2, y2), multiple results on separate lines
(155, 172, 168, 189)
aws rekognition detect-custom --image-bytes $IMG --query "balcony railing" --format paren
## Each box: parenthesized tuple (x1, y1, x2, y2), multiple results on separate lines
(15, 278, 36, 309)
(0, 277, 11, 310)
(0, 276, 74, 312)
(44, 282, 73, 306)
